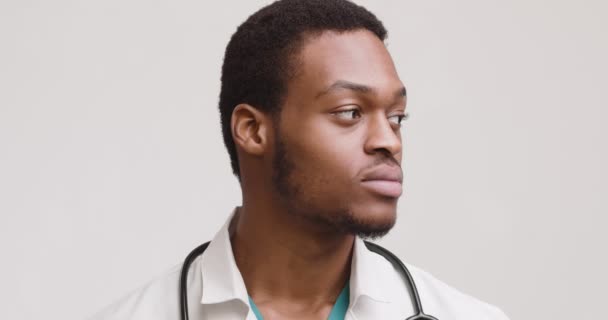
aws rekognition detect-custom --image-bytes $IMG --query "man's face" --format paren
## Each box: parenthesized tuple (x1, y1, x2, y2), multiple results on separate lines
(271, 30, 407, 239)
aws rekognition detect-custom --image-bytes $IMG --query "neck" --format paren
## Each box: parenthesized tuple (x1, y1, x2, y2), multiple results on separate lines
(230, 201, 354, 309)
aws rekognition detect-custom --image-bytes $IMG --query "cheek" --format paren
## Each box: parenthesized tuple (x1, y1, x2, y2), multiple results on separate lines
(286, 119, 363, 186)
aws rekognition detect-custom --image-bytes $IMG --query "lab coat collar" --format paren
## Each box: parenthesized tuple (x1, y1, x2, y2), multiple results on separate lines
(199, 207, 250, 306)
(350, 236, 392, 304)
(199, 207, 392, 307)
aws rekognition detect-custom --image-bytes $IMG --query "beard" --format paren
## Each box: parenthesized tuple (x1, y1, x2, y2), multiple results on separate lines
(270, 130, 395, 240)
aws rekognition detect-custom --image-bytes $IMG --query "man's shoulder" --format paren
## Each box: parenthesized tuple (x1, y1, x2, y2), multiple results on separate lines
(403, 262, 510, 320)
(87, 264, 183, 320)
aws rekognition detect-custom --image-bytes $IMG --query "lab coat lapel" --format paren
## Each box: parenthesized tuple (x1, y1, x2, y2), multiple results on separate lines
(348, 237, 415, 319)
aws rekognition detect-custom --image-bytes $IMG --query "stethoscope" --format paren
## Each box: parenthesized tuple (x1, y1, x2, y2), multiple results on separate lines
(179, 240, 439, 320)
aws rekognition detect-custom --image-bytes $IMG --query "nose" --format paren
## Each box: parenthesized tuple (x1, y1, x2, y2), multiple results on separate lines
(363, 112, 402, 157)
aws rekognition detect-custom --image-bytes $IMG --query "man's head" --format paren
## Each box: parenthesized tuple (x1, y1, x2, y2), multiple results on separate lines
(219, 0, 406, 239)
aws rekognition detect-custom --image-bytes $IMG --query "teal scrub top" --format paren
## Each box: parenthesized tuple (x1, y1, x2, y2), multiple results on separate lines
(248, 282, 350, 320)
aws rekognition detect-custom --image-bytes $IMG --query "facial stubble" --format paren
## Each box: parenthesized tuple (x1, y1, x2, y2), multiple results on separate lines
(270, 125, 395, 240)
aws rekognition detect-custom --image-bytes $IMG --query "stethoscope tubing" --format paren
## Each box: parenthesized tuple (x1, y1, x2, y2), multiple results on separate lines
(179, 240, 438, 320)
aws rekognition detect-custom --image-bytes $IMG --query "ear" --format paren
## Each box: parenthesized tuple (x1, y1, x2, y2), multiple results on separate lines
(231, 104, 271, 156)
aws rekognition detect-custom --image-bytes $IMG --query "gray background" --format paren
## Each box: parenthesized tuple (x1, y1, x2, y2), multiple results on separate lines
(1, 0, 606, 319)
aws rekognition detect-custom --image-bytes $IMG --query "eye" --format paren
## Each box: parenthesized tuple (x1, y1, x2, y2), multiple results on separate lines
(388, 113, 409, 127)
(333, 108, 361, 120)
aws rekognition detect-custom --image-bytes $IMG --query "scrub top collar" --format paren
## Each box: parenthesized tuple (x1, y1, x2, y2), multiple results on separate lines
(199, 207, 392, 309)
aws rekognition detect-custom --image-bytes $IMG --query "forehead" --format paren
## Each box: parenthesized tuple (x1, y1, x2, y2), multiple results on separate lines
(291, 30, 401, 92)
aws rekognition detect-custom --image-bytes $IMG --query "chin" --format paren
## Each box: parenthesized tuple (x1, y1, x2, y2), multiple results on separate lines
(340, 203, 398, 240)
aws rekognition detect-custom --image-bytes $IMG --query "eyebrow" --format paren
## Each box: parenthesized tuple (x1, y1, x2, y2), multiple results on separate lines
(315, 80, 407, 100)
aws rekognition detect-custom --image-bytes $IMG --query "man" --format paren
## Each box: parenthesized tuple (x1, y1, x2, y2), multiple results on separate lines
(91, 0, 510, 319)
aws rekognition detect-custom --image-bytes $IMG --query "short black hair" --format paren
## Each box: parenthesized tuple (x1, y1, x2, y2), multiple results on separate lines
(218, 0, 388, 178)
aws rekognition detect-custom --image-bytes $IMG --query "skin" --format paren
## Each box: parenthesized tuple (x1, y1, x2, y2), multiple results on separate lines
(229, 29, 407, 319)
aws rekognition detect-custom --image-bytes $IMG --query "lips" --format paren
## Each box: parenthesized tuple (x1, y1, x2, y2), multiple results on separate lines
(360, 165, 403, 198)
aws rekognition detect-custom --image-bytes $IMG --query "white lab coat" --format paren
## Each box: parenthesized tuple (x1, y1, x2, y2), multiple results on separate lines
(89, 208, 510, 320)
